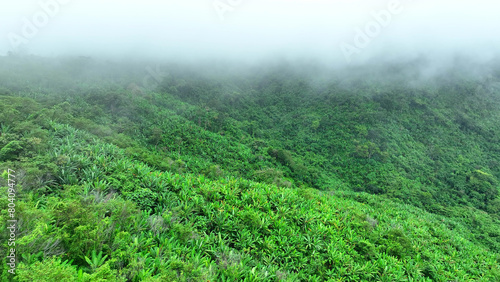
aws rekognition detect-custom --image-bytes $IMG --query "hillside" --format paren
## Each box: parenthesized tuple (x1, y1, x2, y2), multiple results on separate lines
(1, 55, 499, 281)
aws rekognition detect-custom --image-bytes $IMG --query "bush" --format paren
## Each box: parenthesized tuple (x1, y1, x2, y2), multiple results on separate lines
(126, 188, 158, 211)
(276, 149, 295, 167)
(376, 229, 413, 259)
(16, 257, 78, 281)
(466, 169, 499, 208)
(354, 240, 377, 260)
(0, 140, 23, 161)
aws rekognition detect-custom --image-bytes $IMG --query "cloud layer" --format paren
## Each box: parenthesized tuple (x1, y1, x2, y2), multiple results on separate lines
(1, 0, 499, 65)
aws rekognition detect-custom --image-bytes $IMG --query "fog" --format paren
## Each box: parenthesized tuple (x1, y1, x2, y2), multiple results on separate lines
(1, 0, 500, 67)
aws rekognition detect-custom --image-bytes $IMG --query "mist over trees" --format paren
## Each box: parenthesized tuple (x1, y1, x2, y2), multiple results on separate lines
(1, 1, 500, 281)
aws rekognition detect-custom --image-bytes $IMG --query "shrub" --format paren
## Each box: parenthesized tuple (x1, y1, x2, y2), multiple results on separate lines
(16, 257, 78, 281)
(354, 240, 377, 260)
(0, 140, 23, 161)
(253, 168, 283, 184)
(353, 141, 380, 159)
(82, 261, 122, 281)
(276, 149, 295, 167)
(126, 188, 158, 211)
(240, 210, 261, 230)
(377, 229, 413, 259)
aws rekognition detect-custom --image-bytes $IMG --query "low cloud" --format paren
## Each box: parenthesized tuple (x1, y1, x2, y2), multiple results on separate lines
(0, 0, 499, 67)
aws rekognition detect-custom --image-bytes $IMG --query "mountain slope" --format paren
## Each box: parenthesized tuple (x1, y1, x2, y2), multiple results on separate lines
(0, 56, 499, 281)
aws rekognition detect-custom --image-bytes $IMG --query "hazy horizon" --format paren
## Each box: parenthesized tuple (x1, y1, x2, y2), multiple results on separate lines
(1, 0, 499, 66)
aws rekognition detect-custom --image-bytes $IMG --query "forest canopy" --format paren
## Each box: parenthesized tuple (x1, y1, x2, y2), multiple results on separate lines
(0, 55, 499, 280)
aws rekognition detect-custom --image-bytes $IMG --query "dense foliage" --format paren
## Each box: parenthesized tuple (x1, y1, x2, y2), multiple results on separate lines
(1, 55, 499, 281)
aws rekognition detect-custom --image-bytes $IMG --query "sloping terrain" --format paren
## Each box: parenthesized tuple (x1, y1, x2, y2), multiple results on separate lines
(0, 56, 499, 281)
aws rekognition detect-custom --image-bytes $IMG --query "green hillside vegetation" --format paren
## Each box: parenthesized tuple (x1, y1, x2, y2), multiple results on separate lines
(1, 55, 499, 281)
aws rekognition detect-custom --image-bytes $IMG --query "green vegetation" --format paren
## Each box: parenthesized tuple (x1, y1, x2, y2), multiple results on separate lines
(1, 55, 499, 281)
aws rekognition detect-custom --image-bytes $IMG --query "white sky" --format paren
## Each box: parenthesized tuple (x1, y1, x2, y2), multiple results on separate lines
(0, 0, 499, 64)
